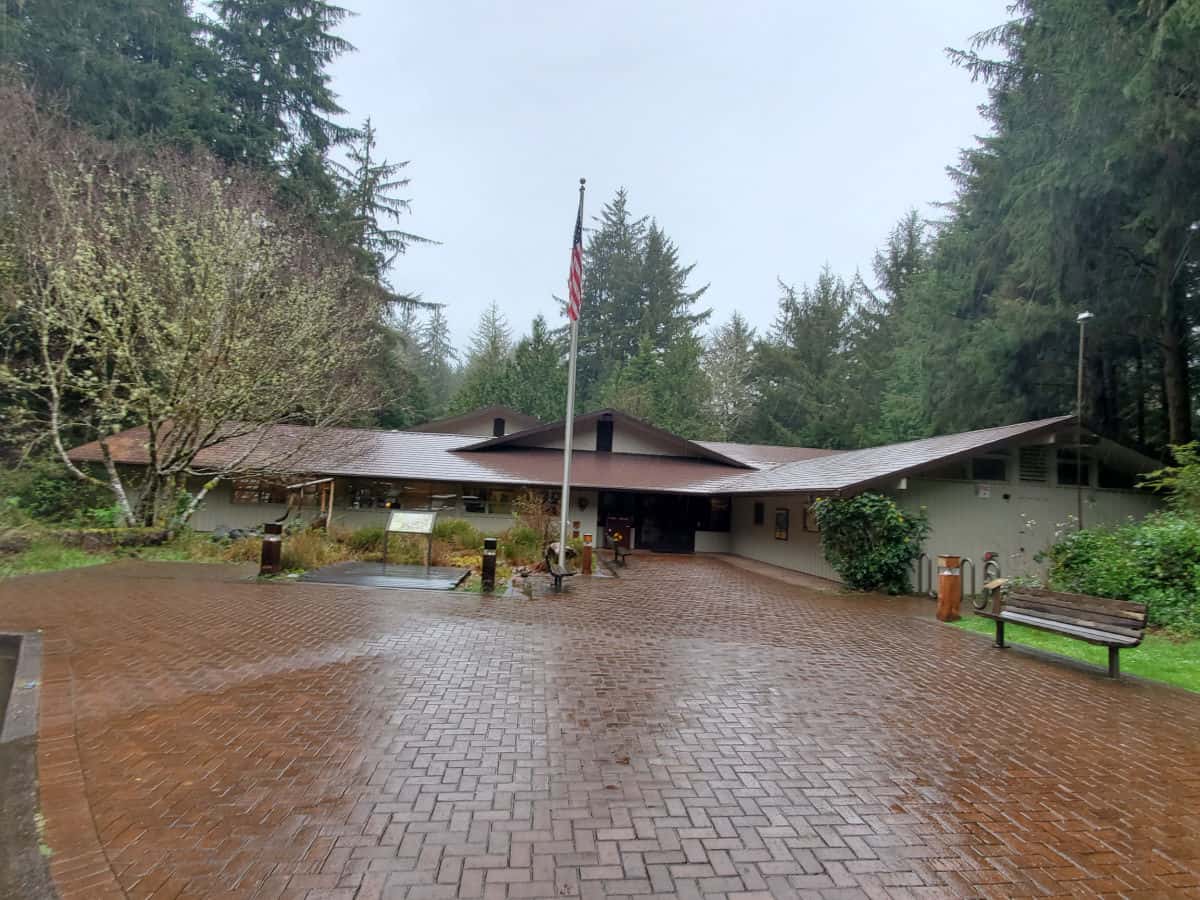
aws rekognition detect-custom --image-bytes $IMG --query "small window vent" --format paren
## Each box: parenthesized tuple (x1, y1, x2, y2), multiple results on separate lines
(1019, 447, 1048, 482)
(596, 417, 614, 453)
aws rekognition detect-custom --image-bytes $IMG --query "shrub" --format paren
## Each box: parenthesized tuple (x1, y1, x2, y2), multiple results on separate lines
(280, 530, 349, 571)
(433, 518, 484, 550)
(346, 526, 385, 554)
(0, 457, 110, 524)
(222, 536, 263, 562)
(501, 524, 541, 565)
(1045, 512, 1200, 635)
(811, 493, 930, 594)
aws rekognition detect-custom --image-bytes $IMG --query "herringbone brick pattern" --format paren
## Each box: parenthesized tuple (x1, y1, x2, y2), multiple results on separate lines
(1, 557, 1198, 899)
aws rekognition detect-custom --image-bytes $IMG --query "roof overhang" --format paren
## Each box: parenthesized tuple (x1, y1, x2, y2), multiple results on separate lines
(455, 408, 754, 469)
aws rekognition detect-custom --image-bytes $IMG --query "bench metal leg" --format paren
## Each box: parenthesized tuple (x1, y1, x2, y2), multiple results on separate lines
(994, 620, 1005, 649)
(552, 575, 563, 593)
(1108, 646, 1119, 678)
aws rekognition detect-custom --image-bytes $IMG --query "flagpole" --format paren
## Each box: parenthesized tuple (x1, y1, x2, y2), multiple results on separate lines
(558, 178, 586, 569)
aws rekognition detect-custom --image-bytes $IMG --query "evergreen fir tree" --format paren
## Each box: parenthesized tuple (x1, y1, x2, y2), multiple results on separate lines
(507, 315, 567, 421)
(334, 118, 433, 284)
(449, 302, 513, 413)
(705, 313, 758, 441)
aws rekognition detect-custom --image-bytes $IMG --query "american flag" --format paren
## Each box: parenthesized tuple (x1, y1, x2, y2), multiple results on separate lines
(567, 197, 584, 322)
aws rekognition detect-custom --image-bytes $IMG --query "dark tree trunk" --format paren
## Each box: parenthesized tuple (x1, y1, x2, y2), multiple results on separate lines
(1160, 277, 1192, 445)
(1135, 343, 1146, 446)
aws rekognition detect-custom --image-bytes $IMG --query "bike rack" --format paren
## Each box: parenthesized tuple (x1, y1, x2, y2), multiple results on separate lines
(913, 553, 935, 597)
(960, 556, 976, 599)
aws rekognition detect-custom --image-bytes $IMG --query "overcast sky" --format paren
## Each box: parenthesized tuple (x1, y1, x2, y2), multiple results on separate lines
(329, 1, 1011, 348)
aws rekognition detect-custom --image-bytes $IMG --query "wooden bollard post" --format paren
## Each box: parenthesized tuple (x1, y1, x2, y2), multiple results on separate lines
(936, 555, 962, 622)
(259, 522, 283, 576)
(481, 537, 497, 592)
(581, 533, 593, 575)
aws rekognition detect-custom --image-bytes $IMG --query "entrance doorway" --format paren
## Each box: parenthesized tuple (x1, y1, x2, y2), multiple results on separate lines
(599, 492, 726, 553)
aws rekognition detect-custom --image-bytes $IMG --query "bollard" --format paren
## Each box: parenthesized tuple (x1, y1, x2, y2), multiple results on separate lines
(581, 533, 593, 575)
(260, 522, 283, 576)
(936, 555, 962, 622)
(481, 537, 497, 592)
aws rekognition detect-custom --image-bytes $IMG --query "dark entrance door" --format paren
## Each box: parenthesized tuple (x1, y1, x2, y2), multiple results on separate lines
(599, 491, 698, 553)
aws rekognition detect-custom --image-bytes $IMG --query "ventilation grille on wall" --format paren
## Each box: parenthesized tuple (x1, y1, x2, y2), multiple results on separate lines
(1019, 446, 1049, 482)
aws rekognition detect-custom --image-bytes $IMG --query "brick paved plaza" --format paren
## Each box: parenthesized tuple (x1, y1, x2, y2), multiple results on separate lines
(2, 557, 1199, 899)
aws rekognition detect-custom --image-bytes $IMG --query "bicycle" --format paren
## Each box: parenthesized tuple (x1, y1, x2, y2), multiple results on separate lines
(972, 550, 1002, 610)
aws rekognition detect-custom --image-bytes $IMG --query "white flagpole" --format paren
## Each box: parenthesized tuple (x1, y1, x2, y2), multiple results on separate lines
(558, 179, 585, 569)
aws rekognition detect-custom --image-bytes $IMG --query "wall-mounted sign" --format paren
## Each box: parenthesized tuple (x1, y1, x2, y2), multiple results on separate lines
(774, 507, 789, 541)
(386, 510, 438, 534)
(975, 484, 991, 499)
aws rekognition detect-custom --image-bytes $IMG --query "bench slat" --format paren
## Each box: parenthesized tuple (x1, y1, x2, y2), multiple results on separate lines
(1008, 598, 1147, 627)
(1000, 611, 1142, 646)
(1005, 597, 1145, 630)
(1002, 603, 1144, 637)
(1010, 588, 1147, 618)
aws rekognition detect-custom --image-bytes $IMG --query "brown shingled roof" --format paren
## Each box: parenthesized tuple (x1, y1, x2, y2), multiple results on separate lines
(68, 413, 1093, 498)
(720, 416, 1078, 496)
(67, 424, 752, 494)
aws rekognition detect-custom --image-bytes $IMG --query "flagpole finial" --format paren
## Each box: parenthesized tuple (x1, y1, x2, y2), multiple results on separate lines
(579, 177, 586, 187)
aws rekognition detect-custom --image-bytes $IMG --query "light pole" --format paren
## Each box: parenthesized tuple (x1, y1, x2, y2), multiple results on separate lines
(1075, 311, 1094, 531)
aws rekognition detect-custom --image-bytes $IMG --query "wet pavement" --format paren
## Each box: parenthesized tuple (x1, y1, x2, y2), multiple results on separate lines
(299, 562, 469, 591)
(0, 557, 1198, 899)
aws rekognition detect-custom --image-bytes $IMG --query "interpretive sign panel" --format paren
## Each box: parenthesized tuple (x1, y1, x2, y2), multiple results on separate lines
(386, 510, 438, 534)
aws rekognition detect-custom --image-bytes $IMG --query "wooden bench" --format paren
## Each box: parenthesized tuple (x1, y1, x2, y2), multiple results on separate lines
(548, 562, 576, 593)
(980, 586, 1148, 677)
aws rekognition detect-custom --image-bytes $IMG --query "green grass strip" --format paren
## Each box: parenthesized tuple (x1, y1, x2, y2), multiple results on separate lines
(952, 612, 1200, 693)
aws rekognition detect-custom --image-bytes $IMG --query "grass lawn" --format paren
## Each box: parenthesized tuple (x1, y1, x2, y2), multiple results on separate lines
(953, 612, 1200, 693)
(0, 533, 231, 579)
(0, 540, 111, 578)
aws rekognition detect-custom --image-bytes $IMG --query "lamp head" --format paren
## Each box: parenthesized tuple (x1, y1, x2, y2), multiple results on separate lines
(1076, 311, 1094, 323)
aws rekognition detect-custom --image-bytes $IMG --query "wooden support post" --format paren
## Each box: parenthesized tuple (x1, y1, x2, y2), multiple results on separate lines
(994, 620, 1006, 649)
(1108, 646, 1120, 679)
(325, 479, 335, 531)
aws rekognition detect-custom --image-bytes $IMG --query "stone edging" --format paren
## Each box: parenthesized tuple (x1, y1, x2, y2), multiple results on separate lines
(1, 631, 41, 744)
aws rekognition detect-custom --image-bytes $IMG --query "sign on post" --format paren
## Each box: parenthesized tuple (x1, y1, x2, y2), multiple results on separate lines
(383, 510, 439, 570)
(386, 511, 437, 534)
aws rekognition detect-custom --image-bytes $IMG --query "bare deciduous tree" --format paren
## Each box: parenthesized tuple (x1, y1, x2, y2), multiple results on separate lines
(1, 88, 383, 526)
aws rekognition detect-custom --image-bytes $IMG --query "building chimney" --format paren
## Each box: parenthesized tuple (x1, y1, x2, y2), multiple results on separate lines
(493, 417, 505, 437)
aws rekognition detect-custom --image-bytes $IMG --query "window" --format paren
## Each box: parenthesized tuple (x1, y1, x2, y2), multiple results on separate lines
(697, 497, 730, 532)
(1098, 462, 1137, 490)
(753, 501, 764, 525)
(1019, 447, 1049, 482)
(774, 507, 789, 541)
(1057, 449, 1091, 486)
(971, 456, 1008, 482)
(347, 480, 454, 510)
(231, 479, 288, 505)
(802, 505, 820, 533)
(925, 460, 970, 481)
(461, 485, 514, 515)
